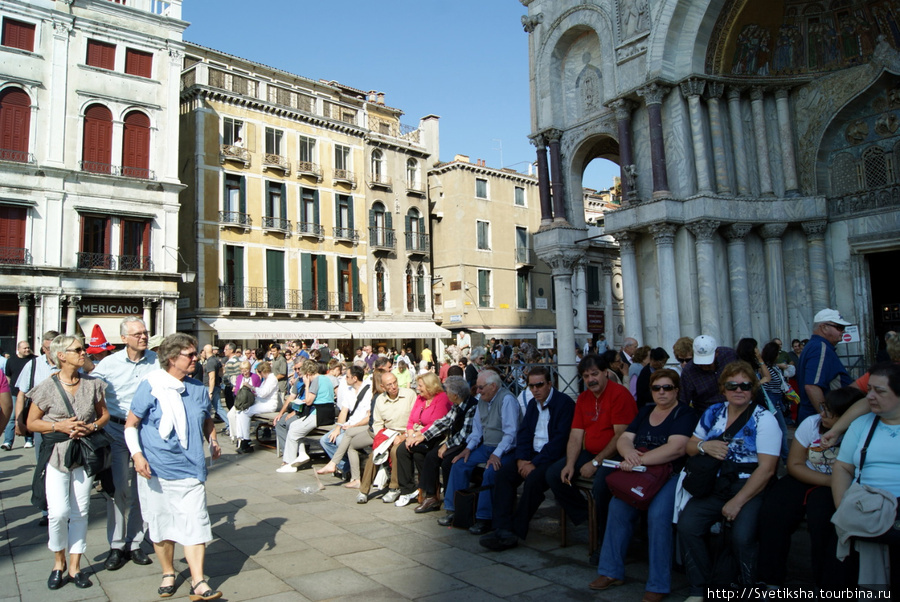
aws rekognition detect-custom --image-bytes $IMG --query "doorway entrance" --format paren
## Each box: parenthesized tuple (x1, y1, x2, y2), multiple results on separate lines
(868, 249, 900, 359)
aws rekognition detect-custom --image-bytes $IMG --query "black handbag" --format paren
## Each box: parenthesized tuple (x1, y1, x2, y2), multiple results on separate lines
(52, 376, 113, 477)
(452, 485, 491, 530)
(234, 385, 255, 411)
(682, 405, 753, 498)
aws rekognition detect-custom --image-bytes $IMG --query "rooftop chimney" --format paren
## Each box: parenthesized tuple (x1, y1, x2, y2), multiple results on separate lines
(454, 154, 470, 163)
(376, 92, 385, 105)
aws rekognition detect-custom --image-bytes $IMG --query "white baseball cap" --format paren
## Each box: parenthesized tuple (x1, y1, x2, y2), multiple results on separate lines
(813, 308, 852, 326)
(692, 335, 717, 365)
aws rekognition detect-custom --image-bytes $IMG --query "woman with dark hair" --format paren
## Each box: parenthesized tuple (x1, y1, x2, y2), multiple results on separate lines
(628, 346, 651, 397)
(738, 338, 788, 458)
(677, 361, 780, 599)
(603, 349, 624, 385)
(125, 333, 222, 600)
(757, 386, 863, 588)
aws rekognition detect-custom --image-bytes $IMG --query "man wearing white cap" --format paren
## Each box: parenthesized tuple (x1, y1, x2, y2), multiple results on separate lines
(678, 335, 738, 415)
(796, 308, 854, 423)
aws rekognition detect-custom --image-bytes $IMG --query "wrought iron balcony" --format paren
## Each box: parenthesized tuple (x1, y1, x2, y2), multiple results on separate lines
(220, 144, 250, 167)
(405, 232, 430, 255)
(406, 180, 426, 196)
(0, 148, 34, 164)
(515, 247, 534, 267)
(368, 227, 395, 250)
(333, 227, 359, 242)
(262, 216, 291, 232)
(368, 173, 392, 189)
(333, 169, 356, 188)
(296, 161, 322, 180)
(80, 160, 116, 175)
(0, 246, 31, 265)
(77, 252, 116, 270)
(219, 286, 363, 313)
(262, 153, 290, 175)
(399, 122, 421, 143)
(219, 211, 252, 228)
(297, 222, 324, 238)
(121, 166, 156, 180)
(118, 255, 152, 271)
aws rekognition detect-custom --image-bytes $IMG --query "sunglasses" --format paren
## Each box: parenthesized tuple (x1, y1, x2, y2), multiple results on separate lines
(676, 357, 692, 364)
(724, 381, 753, 392)
(650, 384, 676, 392)
(180, 351, 198, 358)
(66, 347, 86, 354)
(527, 381, 547, 389)
(827, 323, 846, 332)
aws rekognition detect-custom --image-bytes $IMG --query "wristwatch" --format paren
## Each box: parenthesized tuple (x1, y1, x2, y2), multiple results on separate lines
(697, 441, 706, 455)
(591, 459, 600, 467)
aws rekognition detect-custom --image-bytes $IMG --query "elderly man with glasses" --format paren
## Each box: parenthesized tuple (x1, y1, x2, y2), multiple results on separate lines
(91, 317, 158, 571)
(796, 308, 854, 423)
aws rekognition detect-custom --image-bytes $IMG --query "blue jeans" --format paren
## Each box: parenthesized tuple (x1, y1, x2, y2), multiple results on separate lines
(444, 445, 514, 521)
(597, 475, 678, 593)
(3, 415, 32, 446)
(210, 388, 228, 424)
(319, 430, 349, 473)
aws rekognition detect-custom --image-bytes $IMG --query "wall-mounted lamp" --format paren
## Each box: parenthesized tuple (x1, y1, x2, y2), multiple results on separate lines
(162, 245, 196, 283)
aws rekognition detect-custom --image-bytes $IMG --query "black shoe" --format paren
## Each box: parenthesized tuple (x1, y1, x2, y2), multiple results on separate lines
(47, 570, 67, 590)
(129, 549, 153, 565)
(437, 512, 455, 527)
(38, 516, 49, 527)
(468, 520, 493, 535)
(69, 572, 92, 589)
(480, 529, 518, 551)
(104, 548, 128, 571)
(158, 573, 177, 598)
(236, 440, 254, 454)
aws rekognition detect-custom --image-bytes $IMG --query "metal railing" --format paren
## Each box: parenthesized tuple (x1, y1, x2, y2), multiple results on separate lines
(0, 247, 31, 265)
(262, 216, 291, 232)
(406, 180, 426, 194)
(297, 222, 324, 237)
(368, 173, 392, 188)
(263, 153, 290, 174)
(0, 148, 34, 163)
(296, 161, 322, 179)
(333, 169, 356, 186)
(405, 232, 430, 253)
(368, 227, 395, 249)
(333, 227, 359, 242)
(118, 254, 152, 271)
(80, 160, 115, 175)
(480, 361, 582, 398)
(219, 286, 363, 313)
(77, 252, 116, 269)
(220, 144, 250, 166)
(399, 122, 421, 143)
(219, 211, 252, 227)
(121, 166, 156, 180)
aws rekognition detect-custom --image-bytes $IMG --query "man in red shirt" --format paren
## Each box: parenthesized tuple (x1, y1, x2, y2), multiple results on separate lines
(546, 354, 637, 552)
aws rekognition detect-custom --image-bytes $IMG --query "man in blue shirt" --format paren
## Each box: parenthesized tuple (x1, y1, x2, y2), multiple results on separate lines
(91, 318, 158, 570)
(797, 308, 853, 423)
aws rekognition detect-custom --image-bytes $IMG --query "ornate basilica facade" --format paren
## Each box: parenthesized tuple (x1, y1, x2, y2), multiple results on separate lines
(523, 0, 900, 380)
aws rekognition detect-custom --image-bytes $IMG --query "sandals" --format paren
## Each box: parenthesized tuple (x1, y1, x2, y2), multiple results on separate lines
(158, 574, 177, 598)
(189, 579, 222, 601)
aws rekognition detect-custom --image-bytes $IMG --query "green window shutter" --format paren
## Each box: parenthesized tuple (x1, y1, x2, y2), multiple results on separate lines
(313, 189, 320, 224)
(419, 217, 425, 233)
(405, 214, 411, 233)
(234, 246, 244, 288)
(369, 208, 376, 228)
(347, 197, 354, 230)
(385, 211, 392, 230)
(280, 183, 287, 218)
(301, 253, 311, 291)
(239, 176, 246, 214)
(317, 255, 328, 293)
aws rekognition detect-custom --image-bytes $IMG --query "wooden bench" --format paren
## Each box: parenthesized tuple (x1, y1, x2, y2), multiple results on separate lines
(251, 412, 335, 456)
(559, 476, 598, 556)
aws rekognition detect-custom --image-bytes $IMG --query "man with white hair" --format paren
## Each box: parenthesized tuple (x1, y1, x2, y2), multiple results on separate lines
(91, 317, 157, 570)
(437, 369, 520, 535)
(796, 308, 854, 423)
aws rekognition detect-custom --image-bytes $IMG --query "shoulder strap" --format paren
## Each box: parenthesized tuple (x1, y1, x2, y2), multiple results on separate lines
(50, 375, 77, 417)
(349, 384, 370, 417)
(718, 404, 753, 441)
(857, 415, 881, 483)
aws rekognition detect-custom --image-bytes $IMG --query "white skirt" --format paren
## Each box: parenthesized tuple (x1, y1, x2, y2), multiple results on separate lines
(137, 476, 212, 546)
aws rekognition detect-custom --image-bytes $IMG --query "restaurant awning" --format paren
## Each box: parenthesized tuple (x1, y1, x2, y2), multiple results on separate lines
(341, 321, 452, 340)
(204, 318, 352, 340)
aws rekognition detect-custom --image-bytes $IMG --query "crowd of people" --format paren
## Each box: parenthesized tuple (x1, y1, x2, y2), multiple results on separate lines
(1, 307, 898, 598)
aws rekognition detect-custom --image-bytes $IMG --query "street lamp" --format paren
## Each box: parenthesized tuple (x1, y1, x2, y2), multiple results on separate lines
(162, 245, 196, 283)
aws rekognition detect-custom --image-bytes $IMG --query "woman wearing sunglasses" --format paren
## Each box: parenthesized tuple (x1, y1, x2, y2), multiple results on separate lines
(677, 361, 780, 601)
(590, 369, 695, 601)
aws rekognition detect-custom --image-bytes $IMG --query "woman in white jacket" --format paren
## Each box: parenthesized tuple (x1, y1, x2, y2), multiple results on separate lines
(234, 361, 279, 454)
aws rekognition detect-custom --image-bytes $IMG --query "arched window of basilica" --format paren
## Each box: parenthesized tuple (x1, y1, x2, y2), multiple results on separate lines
(831, 152, 861, 196)
(862, 146, 892, 189)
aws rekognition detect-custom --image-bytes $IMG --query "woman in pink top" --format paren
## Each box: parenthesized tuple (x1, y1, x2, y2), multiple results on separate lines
(393, 373, 452, 507)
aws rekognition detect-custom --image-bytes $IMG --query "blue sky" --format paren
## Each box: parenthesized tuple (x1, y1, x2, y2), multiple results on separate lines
(181, 0, 618, 188)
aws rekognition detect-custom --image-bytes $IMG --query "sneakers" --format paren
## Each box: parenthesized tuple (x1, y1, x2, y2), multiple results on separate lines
(236, 440, 254, 454)
(395, 489, 419, 507)
(356, 492, 368, 504)
(290, 452, 311, 467)
(23, 441, 33, 449)
(0, 443, 10, 451)
(382, 489, 401, 504)
(276, 464, 298, 473)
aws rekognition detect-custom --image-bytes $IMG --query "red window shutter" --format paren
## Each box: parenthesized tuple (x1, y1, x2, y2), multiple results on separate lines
(0, 205, 26, 250)
(125, 48, 152, 78)
(82, 105, 112, 172)
(0, 88, 31, 162)
(2, 19, 35, 51)
(122, 111, 150, 177)
(86, 39, 115, 70)
(141, 220, 150, 263)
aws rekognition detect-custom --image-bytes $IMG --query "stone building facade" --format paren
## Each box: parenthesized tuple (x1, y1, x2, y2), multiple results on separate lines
(522, 0, 900, 380)
(0, 0, 187, 352)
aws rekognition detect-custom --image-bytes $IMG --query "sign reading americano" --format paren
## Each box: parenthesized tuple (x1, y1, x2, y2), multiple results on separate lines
(78, 300, 142, 315)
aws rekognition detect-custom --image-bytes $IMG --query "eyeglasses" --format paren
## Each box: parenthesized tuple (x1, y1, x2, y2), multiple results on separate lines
(527, 381, 547, 389)
(180, 351, 198, 358)
(650, 384, 676, 392)
(127, 331, 149, 338)
(676, 357, 692, 364)
(65, 347, 85, 354)
(827, 323, 846, 332)
(724, 381, 753, 392)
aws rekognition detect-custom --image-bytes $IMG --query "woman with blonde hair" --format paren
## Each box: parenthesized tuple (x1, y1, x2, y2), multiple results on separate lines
(234, 361, 278, 454)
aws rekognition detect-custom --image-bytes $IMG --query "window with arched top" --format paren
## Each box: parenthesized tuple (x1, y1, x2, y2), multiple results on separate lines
(406, 207, 425, 251)
(371, 149, 385, 182)
(369, 201, 393, 247)
(862, 146, 892, 189)
(405, 263, 415, 313)
(375, 260, 386, 312)
(82, 104, 113, 173)
(406, 158, 419, 189)
(122, 110, 151, 178)
(0, 87, 31, 162)
(830, 152, 860, 196)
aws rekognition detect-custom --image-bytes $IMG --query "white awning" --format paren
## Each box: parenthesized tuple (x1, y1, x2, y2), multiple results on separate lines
(204, 318, 352, 340)
(76, 317, 126, 344)
(471, 327, 590, 340)
(341, 321, 452, 340)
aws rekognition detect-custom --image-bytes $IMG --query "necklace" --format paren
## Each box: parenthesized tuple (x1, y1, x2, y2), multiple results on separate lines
(58, 377, 80, 386)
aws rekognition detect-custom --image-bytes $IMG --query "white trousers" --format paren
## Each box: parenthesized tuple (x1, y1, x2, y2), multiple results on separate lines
(282, 413, 317, 463)
(232, 399, 279, 440)
(45, 464, 93, 554)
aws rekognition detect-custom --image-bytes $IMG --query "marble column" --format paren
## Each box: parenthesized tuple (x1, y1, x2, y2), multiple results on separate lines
(615, 232, 643, 341)
(727, 87, 752, 196)
(650, 223, 681, 353)
(531, 135, 553, 225)
(637, 83, 671, 199)
(679, 79, 714, 195)
(65, 295, 80, 335)
(611, 99, 636, 202)
(574, 261, 588, 339)
(546, 129, 567, 223)
(143, 298, 155, 333)
(803, 220, 829, 311)
(687, 220, 722, 343)
(601, 260, 615, 345)
(17, 293, 30, 343)
(750, 87, 774, 196)
(705, 82, 732, 195)
(761, 224, 789, 341)
(724, 224, 753, 340)
(545, 250, 584, 395)
(775, 88, 800, 195)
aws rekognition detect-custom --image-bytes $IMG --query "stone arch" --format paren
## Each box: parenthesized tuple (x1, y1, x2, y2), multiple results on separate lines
(563, 132, 621, 230)
(647, 0, 728, 79)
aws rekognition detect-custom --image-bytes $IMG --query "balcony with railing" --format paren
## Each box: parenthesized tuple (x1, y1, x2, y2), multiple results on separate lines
(297, 222, 324, 239)
(333, 169, 357, 189)
(219, 286, 363, 313)
(0, 247, 31, 265)
(405, 232, 430, 255)
(0, 148, 35, 164)
(219, 211, 252, 230)
(296, 161, 322, 181)
(220, 144, 251, 167)
(79, 161, 157, 179)
(406, 178, 426, 196)
(121, 166, 156, 180)
(515, 247, 534, 268)
(368, 173, 392, 190)
(118, 255, 153, 271)
(333, 227, 359, 242)
(77, 252, 116, 270)
(262, 153, 290, 175)
(368, 227, 395, 251)
(80, 160, 115, 175)
(262, 216, 291, 234)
